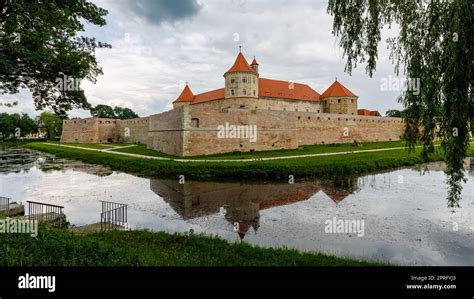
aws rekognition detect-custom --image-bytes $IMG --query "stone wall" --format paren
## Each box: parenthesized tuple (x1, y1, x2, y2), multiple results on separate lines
(61, 117, 148, 144)
(148, 107, 186, 156)
(195, 97, 323, 113)
(145, 106, 404, 157)
(61, 104, 404, 157)
(322, 97, 358, 115)
(61, 118, 119, 143)
(225, 72, 259, 98)
(294, 112, 404, 145)
(117, 117, 149, 145)
(181, 106, 298, 156)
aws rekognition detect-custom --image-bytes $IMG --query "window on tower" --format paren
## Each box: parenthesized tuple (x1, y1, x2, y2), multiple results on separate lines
(242, 89, 247, 95)
(242, 76, 247, 83)
(253, 90, 256, 96)
(231, 89, 235, 96)
(231, 77, 235, 84)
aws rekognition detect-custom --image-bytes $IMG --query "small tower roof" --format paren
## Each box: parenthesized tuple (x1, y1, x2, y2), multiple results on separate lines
(251, 56, 259, 65)
(321, 80, 357, 98)
(174, 83, 194, 103)
(225, 52, 256, 75)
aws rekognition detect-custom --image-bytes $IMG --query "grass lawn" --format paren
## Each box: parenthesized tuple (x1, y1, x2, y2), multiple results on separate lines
(0, 227, 384, 266)
(23, 141, 474, 180)
(108, 140, 411, 160)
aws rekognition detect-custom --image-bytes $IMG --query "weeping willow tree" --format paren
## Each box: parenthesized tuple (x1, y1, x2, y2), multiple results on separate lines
(327, 0, 473, 207)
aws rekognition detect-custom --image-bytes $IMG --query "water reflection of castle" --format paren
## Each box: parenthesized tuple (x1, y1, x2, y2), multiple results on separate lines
(150, 178, 359, 240)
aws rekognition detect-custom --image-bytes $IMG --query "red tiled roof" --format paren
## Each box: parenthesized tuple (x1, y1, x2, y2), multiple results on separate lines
(259, 187, 320, 210)
(251, 57, 259, 65)
(321, 81, 357, 98)
(259, 78, 320, 101)
(189, 78, 321, 104)
(357, 109, 380, 116)
(225, 52, 256, 74)
(173, 84, 194, 103)
(192, 88, 225, 104)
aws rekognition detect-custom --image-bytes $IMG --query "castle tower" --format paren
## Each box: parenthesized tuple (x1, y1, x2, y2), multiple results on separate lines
(251, 56, 259, 73)
(223, 50, 259, 100)
(172, 83, 194, 109)
(321, 80, 358, 115)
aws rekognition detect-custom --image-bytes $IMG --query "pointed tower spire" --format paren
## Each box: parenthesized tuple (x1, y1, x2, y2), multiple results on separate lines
(321, 80, 357, 98)
(174, 83, 194, 103)
(224, 52, 256, 75)
(251, 56, 259, 73)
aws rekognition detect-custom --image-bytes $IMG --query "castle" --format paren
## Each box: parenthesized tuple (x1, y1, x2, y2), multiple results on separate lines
(61, 51, 404, 156)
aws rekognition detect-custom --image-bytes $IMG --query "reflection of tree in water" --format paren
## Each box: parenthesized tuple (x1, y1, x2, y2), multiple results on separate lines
(150, 178, 360, 240)
(0, 146, 113, 176)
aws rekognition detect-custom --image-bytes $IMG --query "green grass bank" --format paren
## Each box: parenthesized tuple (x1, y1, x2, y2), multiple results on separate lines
(0, 226, 384, 266)
(23, 141, 474, 180)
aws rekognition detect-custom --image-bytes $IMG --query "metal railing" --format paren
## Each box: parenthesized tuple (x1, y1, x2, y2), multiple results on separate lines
(100, 201, 128, 231)
(27, 201, 65, 227)
(0, 197, 10, 216)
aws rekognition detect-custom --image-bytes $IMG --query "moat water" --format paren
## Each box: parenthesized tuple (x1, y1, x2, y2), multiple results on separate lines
(1, 145, 473, 266)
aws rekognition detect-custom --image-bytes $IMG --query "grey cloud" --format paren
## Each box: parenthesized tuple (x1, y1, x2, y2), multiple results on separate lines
(119, 0, 202, 24)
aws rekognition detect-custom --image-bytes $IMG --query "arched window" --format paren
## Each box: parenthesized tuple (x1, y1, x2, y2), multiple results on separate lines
(191, 118, 199, 128)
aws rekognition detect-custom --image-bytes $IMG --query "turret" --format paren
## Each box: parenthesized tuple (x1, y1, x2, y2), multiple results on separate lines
(173, 83, 194, 109)
(251, 56, 259, 73)
(321, 80, 358, 115)
(223, 51, 259, 99)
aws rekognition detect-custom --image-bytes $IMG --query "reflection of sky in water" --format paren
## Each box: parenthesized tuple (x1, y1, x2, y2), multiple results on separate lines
(0, 147, 473, 266)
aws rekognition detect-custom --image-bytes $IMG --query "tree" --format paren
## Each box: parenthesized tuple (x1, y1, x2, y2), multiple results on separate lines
(0, 113, 15, 140)
(113, 107, 139, 120)
(327, 0, 472, 207)
(90, 104, 116, 119)
(0, 0, 110, 114)
(36, 112, 64, 141)
(385, 109, 403, 118)
(19, 113, 38, 137)
(0, 112, 37, 140)
(90, 104, 139, 120)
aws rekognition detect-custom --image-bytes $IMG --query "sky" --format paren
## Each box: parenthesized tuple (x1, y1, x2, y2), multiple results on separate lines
(1, 0, 405, 118)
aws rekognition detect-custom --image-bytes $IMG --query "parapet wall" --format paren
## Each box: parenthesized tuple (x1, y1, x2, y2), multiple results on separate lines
(117, 117, 149, 145)
(147, 106, 404, 156)
(148, 107, 186, 156)
(61, 107, 404, 157)
(61, 118, 119, 143)
(61, 117, 149, 145)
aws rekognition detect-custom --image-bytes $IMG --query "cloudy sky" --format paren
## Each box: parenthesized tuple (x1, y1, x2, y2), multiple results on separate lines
(2, 0, 405, 118)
